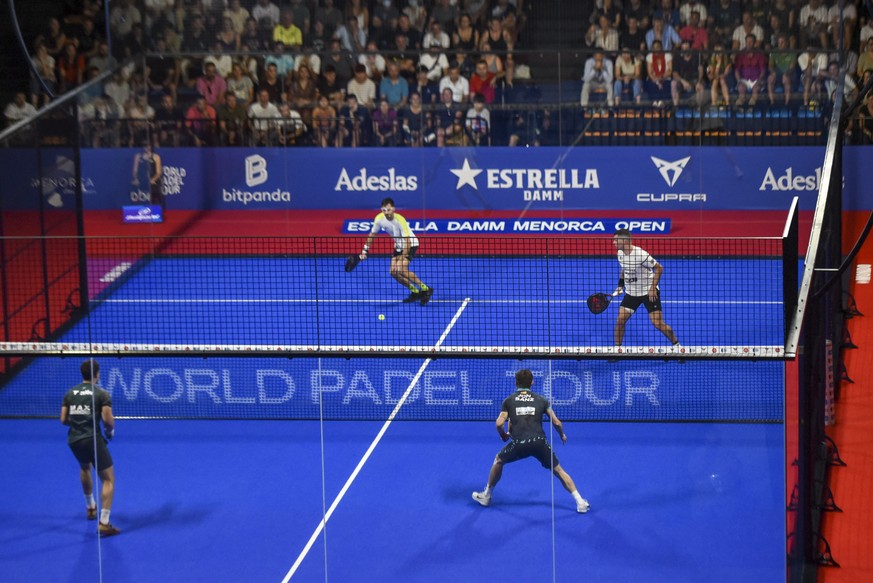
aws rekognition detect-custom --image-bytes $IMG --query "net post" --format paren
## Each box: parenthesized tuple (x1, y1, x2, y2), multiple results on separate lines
(74, 107, 89, 320)
(789, 82, 845, 582)
(782, 197, 799, 348)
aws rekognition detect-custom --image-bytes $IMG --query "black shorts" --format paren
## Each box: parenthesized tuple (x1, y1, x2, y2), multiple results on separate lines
(497, 435, 560, 469)
(620, 290, 662, 314)
(393, 245, 418, 259)
(69, 436, 114, 471)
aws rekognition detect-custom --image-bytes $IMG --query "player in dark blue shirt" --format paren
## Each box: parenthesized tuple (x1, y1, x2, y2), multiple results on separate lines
(472, 369, 590, 513)
(60, 360, 120, 536)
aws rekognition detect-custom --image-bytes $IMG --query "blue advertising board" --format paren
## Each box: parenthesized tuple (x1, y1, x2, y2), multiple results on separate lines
(342, 217, 672, 234)
(0, 356, 783, 422)
(0, 146, 869, 212)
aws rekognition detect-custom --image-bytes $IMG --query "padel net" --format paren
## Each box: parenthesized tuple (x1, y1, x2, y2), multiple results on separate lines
(0, 205, 798, 361)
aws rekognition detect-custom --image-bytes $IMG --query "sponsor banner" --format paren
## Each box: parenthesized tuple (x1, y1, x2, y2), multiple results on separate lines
(0, 357, 783, 422)
(0, 148, 203, 211)
(1, 147, 870, 211)
(343, 217, 672, 234)
(0, 149, 83, 211)
(122, 205, 163, 223)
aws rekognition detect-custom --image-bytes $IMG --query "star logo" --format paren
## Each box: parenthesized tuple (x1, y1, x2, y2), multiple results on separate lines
(650, 156, 691, 187)
(450, 158, 483, 190)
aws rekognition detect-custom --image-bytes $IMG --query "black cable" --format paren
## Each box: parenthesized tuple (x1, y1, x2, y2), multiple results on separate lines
(813, 209, 873, 299)
(810, 73, 873, 299)
(840, 73, 873, 127)
(7, 0, 54, 99)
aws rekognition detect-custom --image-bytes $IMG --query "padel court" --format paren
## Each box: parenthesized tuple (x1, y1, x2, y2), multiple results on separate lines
(0, 246, 788, 582)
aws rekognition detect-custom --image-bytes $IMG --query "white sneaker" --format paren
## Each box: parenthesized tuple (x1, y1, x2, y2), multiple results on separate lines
(472, 491, 491, 507)
(576, 499, 590, 513)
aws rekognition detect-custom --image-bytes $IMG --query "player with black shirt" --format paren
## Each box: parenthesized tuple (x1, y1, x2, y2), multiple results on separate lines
(60, 360, 120, 536)
(472, 369, 589, 513)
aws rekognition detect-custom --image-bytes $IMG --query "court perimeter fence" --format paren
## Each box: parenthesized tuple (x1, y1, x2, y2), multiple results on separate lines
(0, 230, 798, 423)
(1, 47, 865, 583)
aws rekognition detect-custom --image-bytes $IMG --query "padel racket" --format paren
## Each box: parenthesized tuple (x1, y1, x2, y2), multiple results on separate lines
(587, 291, 620, 314)
(344, 254, 361, 272)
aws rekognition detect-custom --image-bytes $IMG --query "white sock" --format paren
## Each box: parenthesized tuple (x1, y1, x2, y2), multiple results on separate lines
(571, 490, 584, 504)
(483, 485, 492, 496)
(100, 509, 111, 525)
(85, 494, 96, 508)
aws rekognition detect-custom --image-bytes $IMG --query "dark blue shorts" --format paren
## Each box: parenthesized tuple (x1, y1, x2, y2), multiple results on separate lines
(69, 436, 114, 471)
(497, 435, 560, 469)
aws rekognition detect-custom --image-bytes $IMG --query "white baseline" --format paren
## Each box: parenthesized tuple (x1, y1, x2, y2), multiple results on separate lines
(279, 297, 471, 583)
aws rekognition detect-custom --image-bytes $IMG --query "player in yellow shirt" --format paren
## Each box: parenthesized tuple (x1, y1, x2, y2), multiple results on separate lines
(359, 197, 433, 304)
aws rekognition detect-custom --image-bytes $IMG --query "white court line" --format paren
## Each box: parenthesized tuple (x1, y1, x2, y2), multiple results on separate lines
(100, 298, 782, 305)
(279, 297, 471, 583)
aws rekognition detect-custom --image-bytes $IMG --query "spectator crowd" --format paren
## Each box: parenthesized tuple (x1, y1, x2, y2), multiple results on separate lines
(6, 0, 873, 145)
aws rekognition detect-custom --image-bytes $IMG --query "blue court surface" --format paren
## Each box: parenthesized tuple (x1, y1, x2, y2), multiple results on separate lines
(0, 418, 784, 583)
(1, 252, 787, 581)
(62, 255, 784, 349)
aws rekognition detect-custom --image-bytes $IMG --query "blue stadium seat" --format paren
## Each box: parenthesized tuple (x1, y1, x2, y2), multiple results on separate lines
(671, 107, 702, 144)
(642, 108, 668, 145)
(702, 107, 730, 144)
(582, 108, 611, 145)
(765, 107, 792, 142)
(562, 80, 584, 104)
(734, 109, 763, 144)
(536, 83, 562, 105)
(795, 106, 823, 144)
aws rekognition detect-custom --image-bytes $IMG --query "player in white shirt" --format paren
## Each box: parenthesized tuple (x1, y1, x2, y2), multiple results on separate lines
(359, 197, 433, 304)
(612, 229, 679, 347)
